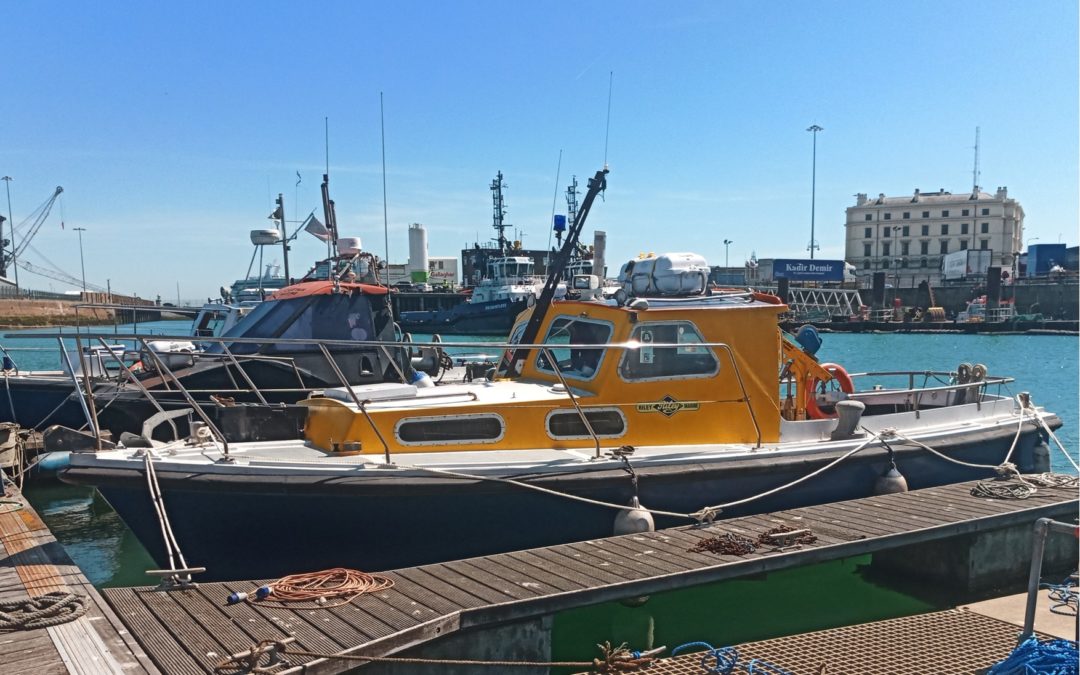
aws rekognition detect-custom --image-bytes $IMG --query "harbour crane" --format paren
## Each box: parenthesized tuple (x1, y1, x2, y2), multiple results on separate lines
(1, 186, 64, 280)
(0, 186, 105, 292)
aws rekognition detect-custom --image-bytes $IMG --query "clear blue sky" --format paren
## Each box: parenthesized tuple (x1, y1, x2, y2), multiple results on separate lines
(2, 1, 1077, 301)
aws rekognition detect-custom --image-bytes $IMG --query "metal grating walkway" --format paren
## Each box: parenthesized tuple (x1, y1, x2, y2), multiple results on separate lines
(639, 609, 1056, 674)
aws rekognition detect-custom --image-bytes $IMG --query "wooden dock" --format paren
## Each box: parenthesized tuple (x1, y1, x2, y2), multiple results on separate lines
(0, 479, 157, 675)
(99, 479, 1077, 674)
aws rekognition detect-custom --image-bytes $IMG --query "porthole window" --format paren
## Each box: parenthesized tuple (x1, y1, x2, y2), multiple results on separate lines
(618, 321, 719, 381)
(535, 316, 613, 380)
(546, 408, 626, 439)
(395, 414, 505, 446)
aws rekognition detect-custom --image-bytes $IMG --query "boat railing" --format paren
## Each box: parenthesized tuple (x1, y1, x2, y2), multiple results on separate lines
(839, 370, 1014, 415)
(3, 331, 766, 460)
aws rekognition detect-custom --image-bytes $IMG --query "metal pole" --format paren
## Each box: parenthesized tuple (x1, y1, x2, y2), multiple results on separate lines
(1021, 517, 1079, 641)
(724, 239, 733, 271)
(277, 194, 290, 283)
(2, 176, 16, 291)
(807, 125, 823, 259)
(72, 227, 87, 292)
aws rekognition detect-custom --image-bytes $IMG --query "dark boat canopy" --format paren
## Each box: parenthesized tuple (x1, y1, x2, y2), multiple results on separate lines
(210, 286, 393, 355)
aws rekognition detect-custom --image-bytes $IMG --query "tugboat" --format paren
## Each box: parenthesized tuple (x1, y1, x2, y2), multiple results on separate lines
(397, 172, 568, 335)
(60, 168, 1066, 580)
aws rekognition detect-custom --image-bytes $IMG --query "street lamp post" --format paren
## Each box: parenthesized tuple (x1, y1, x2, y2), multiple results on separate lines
(73, 227, 87, 293)
(723, 238, 733, 270)
(2, 176, 16, 291)
(807, 124, 823, 259)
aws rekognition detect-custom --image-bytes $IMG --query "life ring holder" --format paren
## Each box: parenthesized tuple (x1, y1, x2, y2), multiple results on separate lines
(805, 362, 854, 419)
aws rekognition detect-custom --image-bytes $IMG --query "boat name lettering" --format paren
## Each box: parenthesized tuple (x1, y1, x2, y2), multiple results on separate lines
(636, 396, 699, 417)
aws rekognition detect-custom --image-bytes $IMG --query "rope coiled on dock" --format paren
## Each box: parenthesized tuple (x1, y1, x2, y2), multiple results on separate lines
(986, 636, 1078, 674)
(249, 567, 394, 609)
(0, 592, 88, 631)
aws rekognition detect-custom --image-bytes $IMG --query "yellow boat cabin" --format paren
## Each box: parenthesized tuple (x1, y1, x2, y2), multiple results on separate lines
(302, 291, 842, 455)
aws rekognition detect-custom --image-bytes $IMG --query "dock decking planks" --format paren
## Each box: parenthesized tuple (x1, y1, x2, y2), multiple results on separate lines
(101, 479, 1078, 675)
(0, 482, 157, 675)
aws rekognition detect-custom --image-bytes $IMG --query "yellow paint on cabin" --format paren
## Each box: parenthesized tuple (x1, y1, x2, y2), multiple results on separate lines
(303, 298, 790, 454)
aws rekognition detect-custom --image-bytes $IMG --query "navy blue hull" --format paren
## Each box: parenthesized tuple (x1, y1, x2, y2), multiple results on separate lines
(68, 429, 1047, 581)
(0, 380, 91, 429)
(398, 297, 529, 336)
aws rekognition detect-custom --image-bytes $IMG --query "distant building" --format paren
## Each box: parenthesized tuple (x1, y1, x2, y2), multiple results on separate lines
(844, 187, 1024, 283)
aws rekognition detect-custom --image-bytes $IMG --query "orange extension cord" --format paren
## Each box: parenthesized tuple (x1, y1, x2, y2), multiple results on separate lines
(251, 568, 394, 609)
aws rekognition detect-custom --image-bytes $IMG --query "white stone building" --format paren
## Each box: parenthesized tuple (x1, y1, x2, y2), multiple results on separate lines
(844, 187, 1023, 283)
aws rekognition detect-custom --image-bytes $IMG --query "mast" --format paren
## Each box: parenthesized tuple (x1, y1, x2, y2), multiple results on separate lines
(490, 171, 508, 253)
(565, 176, 579, 231)
(506, 167, 608, 373)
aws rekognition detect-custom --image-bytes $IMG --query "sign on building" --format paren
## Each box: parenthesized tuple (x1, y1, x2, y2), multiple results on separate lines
(772, 259, 845, 282)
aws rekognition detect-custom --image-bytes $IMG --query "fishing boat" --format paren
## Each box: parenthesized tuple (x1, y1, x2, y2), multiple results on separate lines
(58, 170, 1067, 581)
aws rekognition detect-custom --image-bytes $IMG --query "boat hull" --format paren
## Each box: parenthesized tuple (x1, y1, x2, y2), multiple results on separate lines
(397, 298, 529, 336)
(62, 424, 1051, 581)
(0, 377, 97, 429)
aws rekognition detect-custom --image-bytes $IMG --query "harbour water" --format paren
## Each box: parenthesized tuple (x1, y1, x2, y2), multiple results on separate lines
(7, 321, 1078, 660)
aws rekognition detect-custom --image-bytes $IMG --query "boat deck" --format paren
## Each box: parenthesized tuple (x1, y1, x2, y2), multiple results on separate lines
(0, 480, 157, 675)
(100, 479, 1077, 674)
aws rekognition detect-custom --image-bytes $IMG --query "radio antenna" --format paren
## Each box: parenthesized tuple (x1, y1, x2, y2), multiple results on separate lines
(546, 149, 563, 254)
(381, 92, 390, 277)
(603, 71, 614, 170)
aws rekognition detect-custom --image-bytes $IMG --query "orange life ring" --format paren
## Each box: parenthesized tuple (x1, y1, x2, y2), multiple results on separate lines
(805, 362, 854, 419)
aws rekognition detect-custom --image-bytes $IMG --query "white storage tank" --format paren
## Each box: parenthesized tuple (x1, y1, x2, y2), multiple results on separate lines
(593, 230, 607, 280)
(408, 223, 429, 281)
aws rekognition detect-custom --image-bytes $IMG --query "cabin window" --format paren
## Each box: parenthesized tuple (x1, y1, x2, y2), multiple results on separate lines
(395, 413, 505, 446)
(535, 316, 613, 380)
(618, 321, 719, 381)
(546, 408, 626, 439)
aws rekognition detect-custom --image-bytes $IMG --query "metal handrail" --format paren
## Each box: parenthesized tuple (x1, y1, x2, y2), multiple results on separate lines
(6, 330, 1013, 463)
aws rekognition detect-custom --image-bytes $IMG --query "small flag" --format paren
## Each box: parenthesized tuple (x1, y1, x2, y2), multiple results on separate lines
(302, 213, 329, 241)
(296, 171, 302, 186)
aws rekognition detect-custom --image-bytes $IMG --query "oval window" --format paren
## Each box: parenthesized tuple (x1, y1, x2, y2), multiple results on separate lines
(546, 408, 626, 439)
(395, 414, 505, 446)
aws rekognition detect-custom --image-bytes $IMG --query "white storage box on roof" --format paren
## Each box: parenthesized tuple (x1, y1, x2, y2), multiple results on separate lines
(618, 252, 710, 296)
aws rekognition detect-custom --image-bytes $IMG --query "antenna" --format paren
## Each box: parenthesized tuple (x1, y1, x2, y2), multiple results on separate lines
(381, 92, 390, 278)
(972, 126, 981, 193)
(547, 149, 563, 253)
(325, 116, 330, 176)
(566, 176, 579, 229)
(603, 71, 614, 169)
(490, 171, 508, 253)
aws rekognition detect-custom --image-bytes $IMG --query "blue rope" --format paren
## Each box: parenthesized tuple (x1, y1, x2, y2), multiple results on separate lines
(1040, 573, 1078, 616)
(986, 636, 1078, 675)
(670, 642, 794, 675)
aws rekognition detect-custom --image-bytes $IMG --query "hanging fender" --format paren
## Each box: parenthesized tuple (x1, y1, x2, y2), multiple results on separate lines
(805, 362, 855, 419)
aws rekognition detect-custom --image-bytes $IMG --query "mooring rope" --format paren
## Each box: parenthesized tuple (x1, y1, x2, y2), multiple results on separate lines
(669, 642, 794, 675)
(0, 592, 88, 631)
(213, 639, 661, 674)
(1041, 573, 1079, 617)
